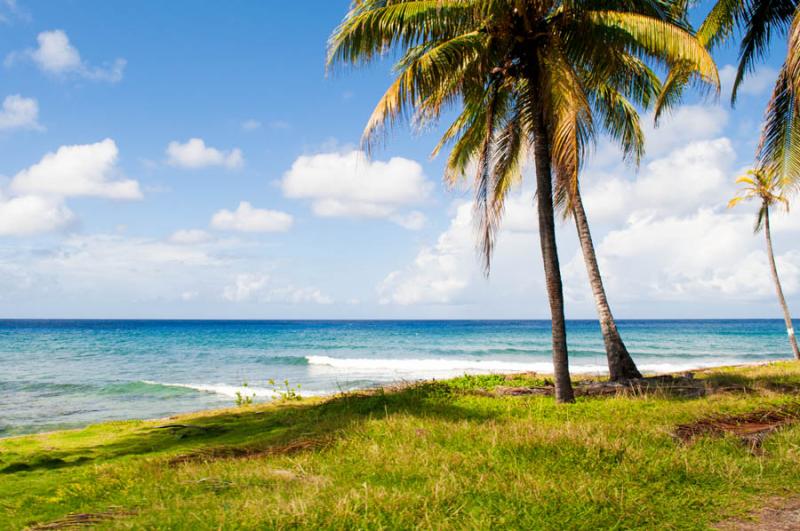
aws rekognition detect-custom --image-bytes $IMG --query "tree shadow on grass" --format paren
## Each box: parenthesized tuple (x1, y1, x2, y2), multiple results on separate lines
(0, 381, 497, 475)
(701, 368, 800, 394)
(6, 365, 800, 476)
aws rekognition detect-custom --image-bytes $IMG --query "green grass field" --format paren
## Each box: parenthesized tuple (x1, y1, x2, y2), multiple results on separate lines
(3, 363, 800, 529)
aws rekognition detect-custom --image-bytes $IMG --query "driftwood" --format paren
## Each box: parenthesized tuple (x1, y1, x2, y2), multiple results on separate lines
(492, 374, 706, 398)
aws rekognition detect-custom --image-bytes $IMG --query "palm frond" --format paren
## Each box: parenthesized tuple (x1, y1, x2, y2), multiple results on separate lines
(585, 10, 720, 87)
(732, 0, 796, 103)
(361, 30, 489, 149)
(787, 7, 800, 109)
(474, 79, 501, 275)
(756, 65, 800, 191)
(697, 0, 750, 50)
(327, 0, 476, 70)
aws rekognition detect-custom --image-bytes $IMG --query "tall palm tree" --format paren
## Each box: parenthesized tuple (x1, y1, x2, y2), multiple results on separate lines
(328, 0, 716, 401)
(729, 169, 800, 359)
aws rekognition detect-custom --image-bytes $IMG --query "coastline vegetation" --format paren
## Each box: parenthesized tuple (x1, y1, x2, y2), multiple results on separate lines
(4, 362, 800, 529)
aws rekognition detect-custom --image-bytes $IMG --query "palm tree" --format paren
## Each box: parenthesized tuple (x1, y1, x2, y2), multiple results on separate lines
(571, 189, 642, 379)
(729, 169, 800, 359)
(328, 1, 716, 401)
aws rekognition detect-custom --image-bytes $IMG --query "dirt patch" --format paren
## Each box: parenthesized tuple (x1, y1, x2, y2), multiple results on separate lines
(27, 507, 135, 529)
(674, 406, 800, 451)
(715, 497, 800, 530)
(168, 436, 332, 466)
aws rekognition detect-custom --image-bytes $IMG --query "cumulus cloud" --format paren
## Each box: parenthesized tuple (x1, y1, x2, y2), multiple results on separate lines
(11, 138, 142, 199)
(564, 209, 800, 304)
(0, 194, 74, 236)
(379, 204, 473, 305)
(379, 192, 540, 305)
(0, 94, 42, 131)
(6, 30, 126, 82)
(210, 201, 293, 233)
(582, 138, 737, 223)
(223, 273, 332, 304)
(169, 229, 212, 245)
(281, 150, 432, 229)
(641, 105, 729, 158)
(166, 138, 244, 169)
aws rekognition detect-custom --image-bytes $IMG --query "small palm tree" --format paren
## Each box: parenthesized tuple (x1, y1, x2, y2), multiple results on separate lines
(729, 169, 800, 359)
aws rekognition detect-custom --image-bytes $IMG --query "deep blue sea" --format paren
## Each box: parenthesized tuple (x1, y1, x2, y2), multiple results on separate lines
(1, 319, 796, 437)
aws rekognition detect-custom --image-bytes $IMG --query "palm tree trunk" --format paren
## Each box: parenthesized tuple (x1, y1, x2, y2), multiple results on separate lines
(532, 104, 575, 403)
(572, 189, 642, 380)
(764, 207, 800, 360)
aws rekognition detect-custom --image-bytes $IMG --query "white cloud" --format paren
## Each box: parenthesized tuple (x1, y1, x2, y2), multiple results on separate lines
(0, 233, 339, 315)
(719, 64, 779, 98)
(642, 105, 729, 158)
(379, 192, 540, 305)
(11, 138, 142, 199)
(169, 229, 212, 244)
(567, 208, 800, 303)
(0, 194, 74, 236)
(223, 273, 332, 304)
(0, 94, 42, 131)
(7, 30, 126, 82)
(379, 203, 472, 305)
(166, 138, 244, 169)
(223, 273, 267, 302)
(210, 201, 293, 233)
(390, 211, 426, 230)
(582, 138, 736, 223)
(48, 234, 218, 269)
(281, 150, 432, 229)
(241, 119, 261, 131)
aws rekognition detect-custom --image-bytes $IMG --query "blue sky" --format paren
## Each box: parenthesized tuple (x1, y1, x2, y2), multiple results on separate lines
(0, 0, 797, 319)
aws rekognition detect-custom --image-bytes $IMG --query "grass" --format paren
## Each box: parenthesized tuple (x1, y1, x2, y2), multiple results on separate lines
(2, 363, 800, 529)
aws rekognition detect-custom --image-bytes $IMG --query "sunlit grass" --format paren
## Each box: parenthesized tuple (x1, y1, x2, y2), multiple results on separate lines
(2, 362, 800, 529)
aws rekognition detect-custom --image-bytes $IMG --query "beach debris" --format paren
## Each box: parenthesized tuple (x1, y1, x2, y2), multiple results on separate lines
(26, 507, 136, 529)
(674, 405, 800, 452)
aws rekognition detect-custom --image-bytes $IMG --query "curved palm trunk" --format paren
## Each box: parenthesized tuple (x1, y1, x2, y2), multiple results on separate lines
(764, 208, 800, 360)
(532, 105, 575, 403)
(572, 190, 642, 380)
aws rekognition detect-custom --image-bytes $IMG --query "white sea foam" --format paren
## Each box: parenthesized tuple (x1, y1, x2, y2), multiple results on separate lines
(305, 356, 743, 375)
(306, 356, 605, 373)
(143, 381, 284, 399)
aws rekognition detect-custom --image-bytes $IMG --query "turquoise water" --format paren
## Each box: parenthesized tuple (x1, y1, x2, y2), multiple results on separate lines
(1, 319, 795, 437)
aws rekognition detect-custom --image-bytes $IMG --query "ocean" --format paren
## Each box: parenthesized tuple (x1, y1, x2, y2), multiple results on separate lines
(1, 319, 795, 437)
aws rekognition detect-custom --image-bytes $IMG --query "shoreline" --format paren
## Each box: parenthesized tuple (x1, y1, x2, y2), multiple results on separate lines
(4, 359, 787, 441)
